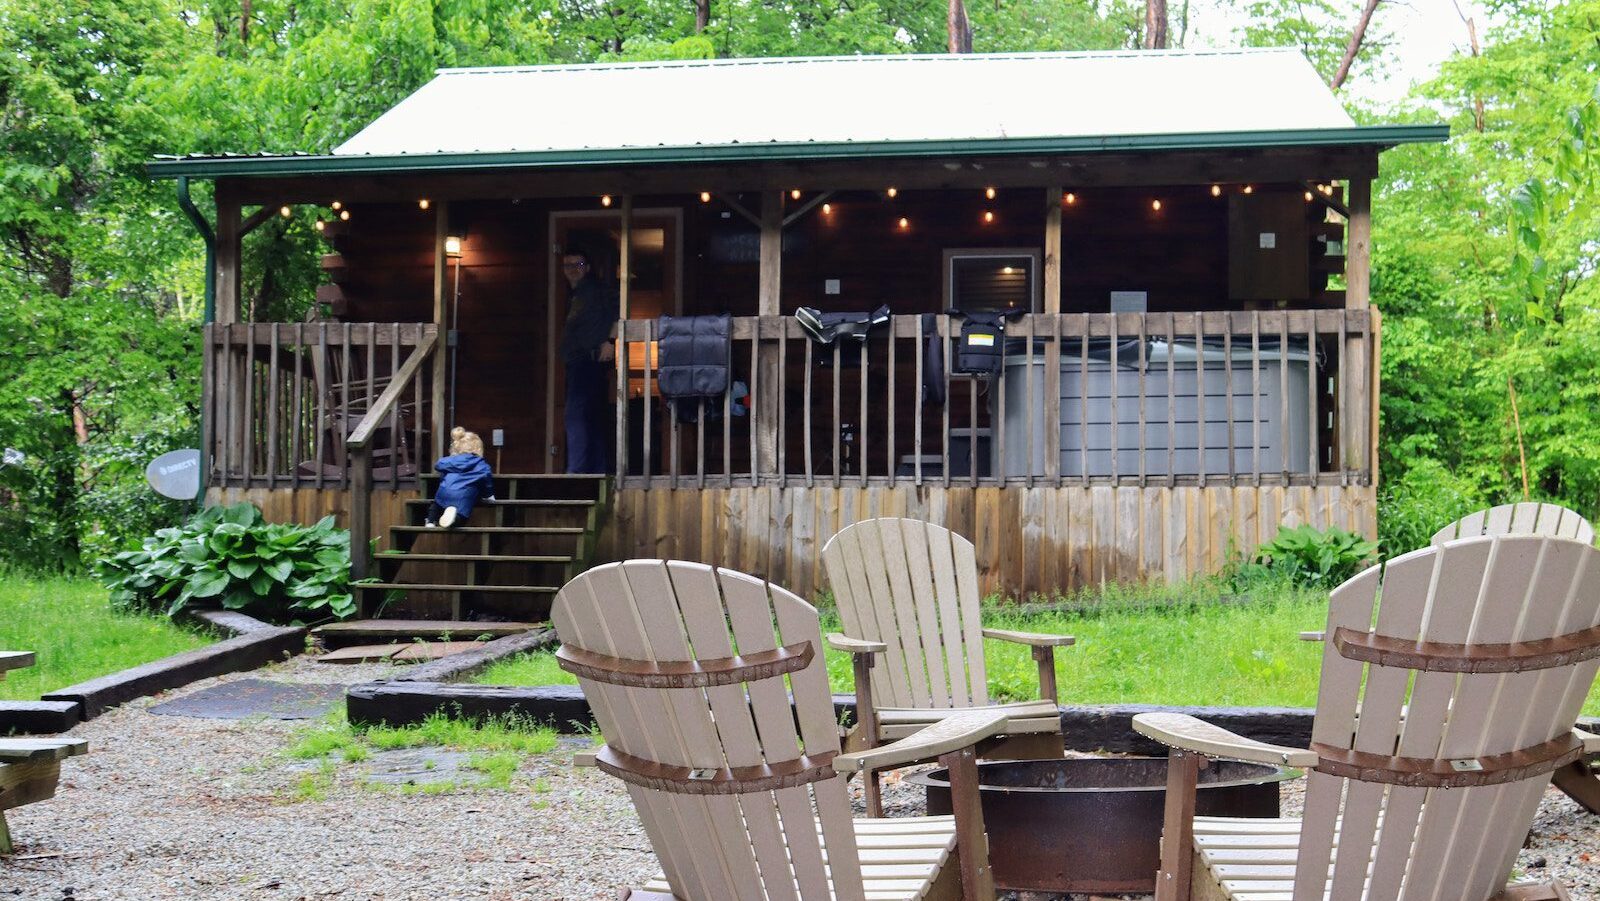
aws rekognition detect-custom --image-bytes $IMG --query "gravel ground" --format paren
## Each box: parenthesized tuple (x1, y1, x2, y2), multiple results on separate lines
(2, 658, 1595, 900)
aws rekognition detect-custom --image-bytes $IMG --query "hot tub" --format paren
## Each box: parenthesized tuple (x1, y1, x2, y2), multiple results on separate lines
(907, 757, 1293, 893)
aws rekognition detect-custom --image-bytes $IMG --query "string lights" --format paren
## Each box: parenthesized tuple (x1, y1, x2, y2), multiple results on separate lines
(279, 206, 291, 218)
(331, 201, 342, 211)
(984, 187, 996, 200)
(339, 209, 350, 221)
(699, 192, 711, 203)
(886, 187, 898, 198)
(1210, 184, 1222, 197)
(897, 217, 909, 230)
(983, 211, 994, 223)
(790, 189, 802, 200)
(314, 220, 325, 233)
(600, 195, 613, 207)
(418, 199, 431, 210)
(1242, 185, 1254, 194)
(1151, 199, 1162, 211)
(822, 203, 833, 215)
(1064, 192, 1077, 205)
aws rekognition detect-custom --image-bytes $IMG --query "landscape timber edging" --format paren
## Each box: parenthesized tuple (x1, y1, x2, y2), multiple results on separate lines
(351, 683, 1600, 756)
(393, 628, 557, 684)
(35, 610, 304, 722)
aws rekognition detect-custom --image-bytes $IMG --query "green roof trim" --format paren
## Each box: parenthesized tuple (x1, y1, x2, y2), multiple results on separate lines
(148, 125, 1449, 179)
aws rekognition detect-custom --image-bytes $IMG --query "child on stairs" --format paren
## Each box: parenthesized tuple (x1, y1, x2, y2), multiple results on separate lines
(427, 427, 496, 528)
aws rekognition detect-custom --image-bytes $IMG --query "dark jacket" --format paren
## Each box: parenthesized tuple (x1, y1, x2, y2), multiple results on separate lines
(433, 453, 495, 518)
(562, 276, 619, 363)
(657, 314, 731, 398)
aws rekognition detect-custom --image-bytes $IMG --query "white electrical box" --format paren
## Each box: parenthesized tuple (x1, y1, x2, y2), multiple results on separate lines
(825, 279, 840, 295)
(1109, 291, 1147, 313)
(491, 429, 505, 447)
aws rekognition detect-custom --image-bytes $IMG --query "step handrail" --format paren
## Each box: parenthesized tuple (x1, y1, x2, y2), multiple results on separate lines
(348, 333, 438, 587)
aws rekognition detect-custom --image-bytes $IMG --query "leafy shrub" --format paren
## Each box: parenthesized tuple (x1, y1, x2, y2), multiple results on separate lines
(1377, 457, 1488, 557)
(1229, 525, 1379, 591)
(101, 503, 355, 622)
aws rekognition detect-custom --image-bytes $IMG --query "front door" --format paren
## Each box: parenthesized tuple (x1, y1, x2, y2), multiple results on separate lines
(547, 210, 681, 474)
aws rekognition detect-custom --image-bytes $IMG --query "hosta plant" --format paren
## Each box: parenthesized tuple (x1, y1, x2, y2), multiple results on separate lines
(101, 503, 356, 622)
(1230, 524, 1380, 591)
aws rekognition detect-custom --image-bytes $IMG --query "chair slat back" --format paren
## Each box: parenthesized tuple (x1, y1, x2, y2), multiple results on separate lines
(822, 518, 986, 709)
(554, 560, 864, 901)
(1432, 502, 1594, 545)
(1296, 535, 1600, 901)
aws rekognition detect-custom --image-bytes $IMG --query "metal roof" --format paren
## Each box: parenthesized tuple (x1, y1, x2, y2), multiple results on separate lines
(150, 50, 1448, 178)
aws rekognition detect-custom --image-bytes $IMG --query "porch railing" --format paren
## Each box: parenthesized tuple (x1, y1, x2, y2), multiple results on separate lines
(613, 310, 1377, 489)
(203, 322, 439, 490)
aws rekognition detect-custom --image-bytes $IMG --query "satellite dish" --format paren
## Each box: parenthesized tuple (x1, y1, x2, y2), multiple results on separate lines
(146, 449, 201, 500)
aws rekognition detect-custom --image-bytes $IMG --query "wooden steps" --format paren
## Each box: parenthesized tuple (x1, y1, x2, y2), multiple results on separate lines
(314, 619, 539, 648)
(355, 474, 610, 621)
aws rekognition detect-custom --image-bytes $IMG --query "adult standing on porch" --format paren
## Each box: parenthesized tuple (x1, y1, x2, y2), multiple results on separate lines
(560, 248, 617, 473)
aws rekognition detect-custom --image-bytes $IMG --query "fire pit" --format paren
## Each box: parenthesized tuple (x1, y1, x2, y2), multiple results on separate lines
(908, 757, 1292, 893)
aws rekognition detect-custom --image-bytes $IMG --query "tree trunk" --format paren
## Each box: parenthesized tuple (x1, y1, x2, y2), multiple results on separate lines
(1144, 0, 1167, 49)
(1330, 0, 1382, 90)
(947, 0, 971, 53)
(240, 0, 251, 44)
(694, 0, 709, 33)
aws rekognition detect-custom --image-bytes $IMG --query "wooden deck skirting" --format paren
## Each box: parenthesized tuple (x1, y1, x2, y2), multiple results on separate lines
(600, 483, 1377, 599)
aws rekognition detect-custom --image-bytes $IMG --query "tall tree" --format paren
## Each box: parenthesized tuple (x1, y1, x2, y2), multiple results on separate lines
(948, 0, 972, 51)
(1143, 0, 1166, 48)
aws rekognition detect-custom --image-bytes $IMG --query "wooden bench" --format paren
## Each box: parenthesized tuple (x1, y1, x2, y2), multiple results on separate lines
(0, 738, 88, 854)
(0, 651, 36, 679)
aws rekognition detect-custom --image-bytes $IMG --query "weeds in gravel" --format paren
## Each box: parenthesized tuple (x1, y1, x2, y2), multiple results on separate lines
(282, 706, 562, 800)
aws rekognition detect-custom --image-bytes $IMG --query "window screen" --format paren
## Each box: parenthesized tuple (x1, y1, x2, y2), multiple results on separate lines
(949, 253, 1036, 313)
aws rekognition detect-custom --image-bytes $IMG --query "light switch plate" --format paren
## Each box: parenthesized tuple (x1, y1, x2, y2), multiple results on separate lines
(825, 279, 840, 295)
(1259, 232, 1277, 249)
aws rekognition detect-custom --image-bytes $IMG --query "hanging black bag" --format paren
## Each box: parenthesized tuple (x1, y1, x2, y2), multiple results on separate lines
(948, 308, 1024, 377)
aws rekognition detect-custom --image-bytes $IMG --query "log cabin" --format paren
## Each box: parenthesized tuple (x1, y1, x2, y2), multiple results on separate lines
(150, 49, 1447, 619)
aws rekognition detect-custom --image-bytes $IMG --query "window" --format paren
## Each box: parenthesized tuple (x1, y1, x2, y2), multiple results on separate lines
(943, 248, 1041, 314)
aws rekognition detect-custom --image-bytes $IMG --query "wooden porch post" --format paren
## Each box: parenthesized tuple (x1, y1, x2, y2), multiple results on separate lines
(432, 201, 448, 461)
(215, 182, 244, 488)
(1043, 186, 1063, 483)
(1342, 175, 1373, 486)
(755, 191, 783, 480)
(617, 195, 632, 483)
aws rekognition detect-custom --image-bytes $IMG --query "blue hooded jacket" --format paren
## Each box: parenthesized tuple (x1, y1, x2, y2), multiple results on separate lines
(433, 453, 495, 518)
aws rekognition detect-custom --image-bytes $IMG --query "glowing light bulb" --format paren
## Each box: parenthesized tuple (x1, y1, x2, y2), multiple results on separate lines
(1242, 185, 1254, 194)
(600, 195, 613, 207)
(1001, 266, 1015, 274)
(886, 187, 898, 198)
(339, 209, 350, 221)
(983, 211, 994, 223)
(985, 187, 996, 200)
(1210, 185, 1222, 197)
(1064, 192, 1077, 205)
(790, 189, 801, 200)
(279, 206, 291, 218)
(1305, 191, 1315, 202)
(699, 192, 711, 203)
(822, 203, 832, 215)
(418, 199, 430, 210)
(445, 236, 462, 256)
(1151, 199, 1162, 211)
(314, 220, 325, 232)
(331, 201, 342, 211)
(897, 217, 909, 230)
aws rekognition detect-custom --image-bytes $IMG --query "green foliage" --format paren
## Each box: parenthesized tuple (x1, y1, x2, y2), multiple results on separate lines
(100, 502, 355, 622)
(1376, 458, 1488, 557)
(1229, 525, 1379, 590)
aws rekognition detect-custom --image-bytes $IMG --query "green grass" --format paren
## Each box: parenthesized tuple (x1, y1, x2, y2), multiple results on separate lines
(476, 585, 1600, 717)
(0, 574, 212, 702)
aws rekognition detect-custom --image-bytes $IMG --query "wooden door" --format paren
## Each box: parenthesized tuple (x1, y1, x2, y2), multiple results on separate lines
(546, 210, 681, 473)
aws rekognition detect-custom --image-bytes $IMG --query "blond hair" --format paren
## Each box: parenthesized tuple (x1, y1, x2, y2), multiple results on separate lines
(450, 426, 485, 457)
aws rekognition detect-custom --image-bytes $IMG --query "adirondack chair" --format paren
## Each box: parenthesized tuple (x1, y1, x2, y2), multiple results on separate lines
(554, 559, 1007, 901)
(821, 518, 1073, 817)
(1431, 501, 1594, 545)
(0, 737, 89, 854)
(1135, 531, 1600, 901)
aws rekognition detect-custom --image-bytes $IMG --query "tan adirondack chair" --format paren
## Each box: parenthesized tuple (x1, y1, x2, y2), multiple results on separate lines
(1432, 501, 1594, 545)
(553, 559, 1008, 901)
(821, 518, 1073, 816)
(1135, 532, 1600, 901)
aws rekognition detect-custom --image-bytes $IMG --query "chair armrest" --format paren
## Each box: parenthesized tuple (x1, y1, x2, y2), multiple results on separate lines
(826, 633, 888, 655)
(1576, 728, 1600, 755)
(981, 628, 1075, 648)
(833, 710, 1009, 774)
(1133, 712, 1319, 768)
(1299, 631, 1325, 642)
